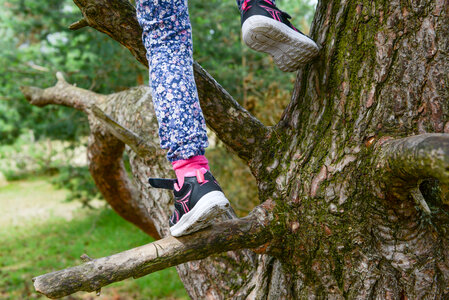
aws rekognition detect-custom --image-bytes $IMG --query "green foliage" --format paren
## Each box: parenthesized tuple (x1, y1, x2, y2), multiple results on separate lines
(0, 0, 316, 142)
(0, 206, 187, 299)
(0, 133, 61, 180)
(0, 0, 147, 144)
(0, 135, 101, 205)
(51, 165, 103, 207)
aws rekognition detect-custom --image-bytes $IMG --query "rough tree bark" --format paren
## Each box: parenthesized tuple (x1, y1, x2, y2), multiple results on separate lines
(22, 0, 448, 299)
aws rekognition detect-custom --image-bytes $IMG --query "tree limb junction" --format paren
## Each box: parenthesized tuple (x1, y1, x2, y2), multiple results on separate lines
(377, 134, 449, 185)
(21, 75, 161, 238)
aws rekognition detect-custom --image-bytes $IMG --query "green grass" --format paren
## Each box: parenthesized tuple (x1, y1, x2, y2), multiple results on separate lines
(0, 180, 188, 300)
(0, 177, 74, 228)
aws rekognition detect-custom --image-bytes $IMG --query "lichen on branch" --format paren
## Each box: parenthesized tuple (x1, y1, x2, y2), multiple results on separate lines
(32, 205, 273, 299)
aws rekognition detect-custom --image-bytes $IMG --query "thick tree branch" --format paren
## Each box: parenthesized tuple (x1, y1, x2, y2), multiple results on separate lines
(21, 74, 160, 238)
(22, 76, 159, 160)
(71, 0, 269, 162)
(87, 130, 160, 239)
(377, 134, 449, 184)
(32, 205, 273, 299)
(193, 63, 270, 162)
(374, 133, 449, 201)
(72, 0, 145, 63)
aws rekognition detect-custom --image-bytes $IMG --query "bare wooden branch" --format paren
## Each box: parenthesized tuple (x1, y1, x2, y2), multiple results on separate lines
(32, 205, 273, 299)
(69, 18, 89, 30)
(71, 0, 269, 162)
(79, 254, 102, 296)
(90, 105, 161, 158)
(21, 73, 159, 160)
(20, 72, 101, 111)
(21, 75, 161, 238)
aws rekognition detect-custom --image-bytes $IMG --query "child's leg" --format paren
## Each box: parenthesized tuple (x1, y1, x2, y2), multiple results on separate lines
(136, 0, 208, 163)
(238, 0, 318, 72)
(136, 0, 231, 237)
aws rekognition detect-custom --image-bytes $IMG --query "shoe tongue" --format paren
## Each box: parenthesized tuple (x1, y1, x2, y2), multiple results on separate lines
(174, 167, 208, 191)
(172, 155, 210, 190)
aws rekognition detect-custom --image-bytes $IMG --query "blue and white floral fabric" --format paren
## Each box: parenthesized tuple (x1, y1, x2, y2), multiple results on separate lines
(136, 0, 274, 161)
(136, 0, 206, 162)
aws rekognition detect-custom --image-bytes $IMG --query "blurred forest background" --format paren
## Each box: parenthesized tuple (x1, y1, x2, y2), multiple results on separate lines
(0, 0, 316, 298)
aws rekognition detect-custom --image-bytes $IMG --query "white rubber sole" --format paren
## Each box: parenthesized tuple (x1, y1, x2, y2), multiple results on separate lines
(242, 15, 319, 72)
(170, 191, 231, 237)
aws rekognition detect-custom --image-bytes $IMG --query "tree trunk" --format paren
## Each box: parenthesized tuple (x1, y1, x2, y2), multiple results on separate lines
(256, 0, 449, 298)
(22, 0, 449, 298)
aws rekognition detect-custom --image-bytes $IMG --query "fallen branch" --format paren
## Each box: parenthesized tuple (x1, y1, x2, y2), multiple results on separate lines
(32, 205, 273, 299)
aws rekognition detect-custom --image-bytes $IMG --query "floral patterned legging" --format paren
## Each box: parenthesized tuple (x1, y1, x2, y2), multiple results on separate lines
(135, 0, 275, 162)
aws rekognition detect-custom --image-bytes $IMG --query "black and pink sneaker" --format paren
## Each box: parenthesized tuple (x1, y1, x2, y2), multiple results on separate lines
(149, 170, 231, 237)
(241, 0, 319, 72)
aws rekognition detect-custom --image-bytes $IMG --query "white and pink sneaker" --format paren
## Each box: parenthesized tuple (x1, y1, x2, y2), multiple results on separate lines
(241, 0, 319, 72)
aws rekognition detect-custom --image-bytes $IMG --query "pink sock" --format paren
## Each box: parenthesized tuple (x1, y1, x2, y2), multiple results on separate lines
(172, 155, 210, 191)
